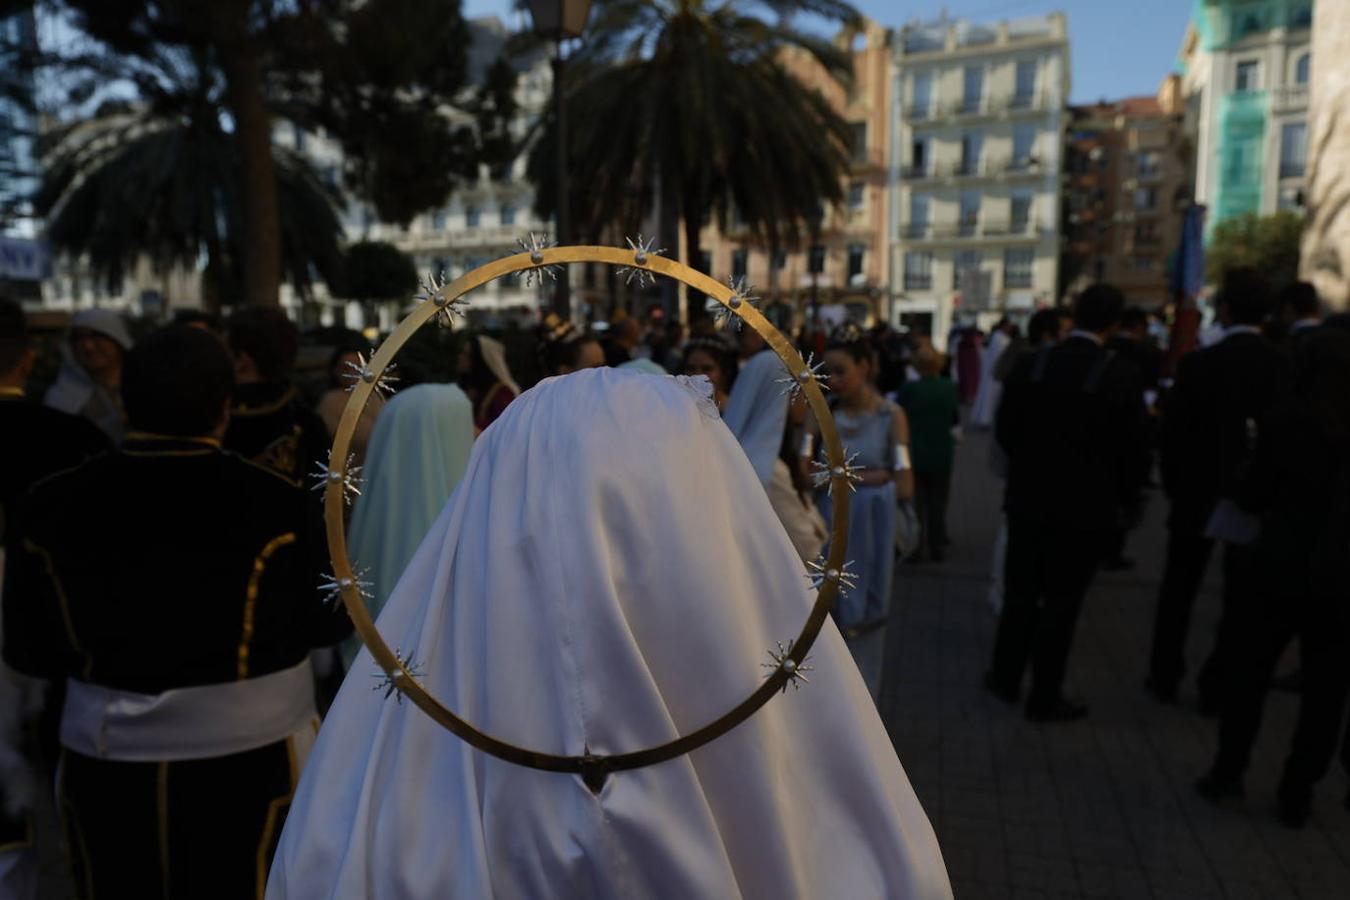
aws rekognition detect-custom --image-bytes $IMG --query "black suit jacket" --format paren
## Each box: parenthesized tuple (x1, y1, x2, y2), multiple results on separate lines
(1160, 331, 1290, 533)
(997, 336, 1149, 532)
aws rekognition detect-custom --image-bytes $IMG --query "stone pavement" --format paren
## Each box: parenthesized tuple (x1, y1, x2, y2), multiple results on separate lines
(878, 430, 1350, 900)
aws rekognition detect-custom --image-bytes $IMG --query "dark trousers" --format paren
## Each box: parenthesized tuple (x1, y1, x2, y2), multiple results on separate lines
(58, 736, 299, 899)
(1148, 529, 1215, 692)
(1212, 590, 1350, 795)
(914, 468, 951, 556)
(988, 517, 1106, 708)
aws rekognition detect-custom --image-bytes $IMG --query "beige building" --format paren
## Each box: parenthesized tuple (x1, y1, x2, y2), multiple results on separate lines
(695, 19, 893, 327)
(890, 13, 1069, 342)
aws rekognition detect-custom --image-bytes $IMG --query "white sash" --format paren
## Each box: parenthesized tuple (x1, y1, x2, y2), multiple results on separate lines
(61, 659, 317, 762)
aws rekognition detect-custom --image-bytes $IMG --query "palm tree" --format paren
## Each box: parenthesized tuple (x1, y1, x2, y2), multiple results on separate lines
(36, 97, 345, 311)
(528, 0, 861, 283)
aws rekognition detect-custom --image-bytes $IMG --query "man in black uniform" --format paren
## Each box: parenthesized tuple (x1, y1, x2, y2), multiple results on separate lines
(2, 325, 350, 898)
(986, 284, 1149, 721)
(1102, 307, 1164, 571)
(1147, 269, 1289, 712)
(0, 298, 111, 893)
(224, 307, 330, 486)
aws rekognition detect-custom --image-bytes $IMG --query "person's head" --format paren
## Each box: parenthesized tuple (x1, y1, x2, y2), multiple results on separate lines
(539, 315, 604, 377)
(1072, 283, 1126, 336)
(1216, 268, 1273, 327)
(328, 343, 371, 390)
(680, 335, 738, 398)
(1118, 307, 1149, 340)
(1278, 280, 1320, 324)
(226, 307, 299, 385)
(1027, 307, 1067, 346)
(913, 345, 943, 378)
(612, 317, 641, 350)
(0, 298, 34, 387)
(68, 309, 132, 382)
(737, 325, 767, 360)
(122, 325, 235, 438)
(173, 309, 224, 338)
(824, 323, 875, 403)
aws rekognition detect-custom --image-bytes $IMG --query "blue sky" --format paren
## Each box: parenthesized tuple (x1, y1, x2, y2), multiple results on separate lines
(463, 1, 1194, 105)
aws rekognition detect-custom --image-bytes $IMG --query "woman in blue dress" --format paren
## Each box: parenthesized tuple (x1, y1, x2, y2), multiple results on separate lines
(806, 324, 914, 697)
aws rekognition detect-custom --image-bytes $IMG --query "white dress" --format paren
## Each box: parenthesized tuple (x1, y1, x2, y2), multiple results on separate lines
(267, 369, 952, 900)
(968, 330, 1011, 429)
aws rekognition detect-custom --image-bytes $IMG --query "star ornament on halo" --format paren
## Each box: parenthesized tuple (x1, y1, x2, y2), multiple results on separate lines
(318, 565, 374, 608)
(342, 352, 400, 398)
(810, 452, 862, 495)
(616, 234, 665, 288)
(710, 276, 759, 331)
(310, 451, 364, 506)
(417, 270, 469, 328)
(775, 352, 830, 400)
(517, 233, 564, 287)
(762, 639, 814, 693)
(372, 648, 426, 703)
(806, 556, 858, 592)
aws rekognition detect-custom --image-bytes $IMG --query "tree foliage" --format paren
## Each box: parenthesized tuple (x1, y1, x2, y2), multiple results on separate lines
(338, 241, 418, 303)
(526, 0, 861, 274)
(1205, 211, 1305, 290)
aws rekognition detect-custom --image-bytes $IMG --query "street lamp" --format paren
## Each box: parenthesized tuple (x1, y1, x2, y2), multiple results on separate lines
(525, 0, 594, 320)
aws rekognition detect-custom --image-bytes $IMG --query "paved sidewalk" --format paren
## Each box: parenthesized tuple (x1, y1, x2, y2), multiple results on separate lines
(879, 430, 1350, 900)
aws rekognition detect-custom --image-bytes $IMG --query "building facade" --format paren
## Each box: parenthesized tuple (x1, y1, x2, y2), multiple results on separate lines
(1061, 93, 1188, 308)
(696, 18, 893, 328)
(889, 13, 1069, 342)
(1180, 0, 1313, 234)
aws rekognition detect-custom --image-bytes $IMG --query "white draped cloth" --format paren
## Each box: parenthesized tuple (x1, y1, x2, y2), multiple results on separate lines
(268, 368, 950, 900)
(968, 329, 1011, 429)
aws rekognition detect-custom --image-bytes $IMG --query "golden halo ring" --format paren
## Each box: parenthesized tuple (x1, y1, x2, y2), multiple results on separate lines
(325, 245, 851, 783)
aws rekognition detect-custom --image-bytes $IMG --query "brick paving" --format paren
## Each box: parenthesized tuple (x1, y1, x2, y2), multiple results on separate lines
(879, 430, 1350, 900)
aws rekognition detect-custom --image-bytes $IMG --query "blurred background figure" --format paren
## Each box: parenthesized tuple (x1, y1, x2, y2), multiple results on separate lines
(458, 334, 519, 433)
(766, 393, 828, 563)
(969, 320, 1015, 429)
(538, 314, 605, 379)
(723, 326, 788, 486)
(44, 308, 133, 443)
(315, 343, 384, 469)
(898, 345, 958, 564)
(603, 315, 642, 367)
(679, 334, 738, 413)
(346, 383, 475, 665)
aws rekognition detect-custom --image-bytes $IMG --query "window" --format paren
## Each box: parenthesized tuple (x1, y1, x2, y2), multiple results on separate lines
(1279, 186, 1304, 211)
(848, 181, 865, 211)
(953, 250, 982, 289)
(903, 251, 932, 290)
(732, 248, 748, 280)
(1136, 150, 1160, 177)
(1295, 53, 1310, 86)
(1134, 187, 1157, 210)
(960, 132, 983, 175)
(466, 204, 480, 228)
(1004, 248, 1033, 289)
(959, 191, 981, 236)
(962, 65, 984, 112)
(432, 209, 447, 230)
(1010, 191, 1033, 231)
(1134, 221, 1158, 245)
(847, 244, 865, 281)
(1013, 60, 1037, 107)
(1281, 122, 1308, 177)
(849, 122, 868, 163)
(912, 71, 933, 118)
(698, 251, 713, 274)
(909, 193, 930, 235)
(910, 136, 930, 175)
(772, 248, 787, 270)
(500, 204, 517, 226)
(433, 257, 449, 279)
(1235, 60, 1259, 92)
(1011, 124, 1036, 168)
(808, 245, 826, 274)
(1291, 5, 1312, 28)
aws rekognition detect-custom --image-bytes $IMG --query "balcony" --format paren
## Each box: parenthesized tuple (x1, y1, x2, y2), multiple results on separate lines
(937, 92, 1050, 121)
(903, 274, 933, 291)
(905, 104, 934, 122)
(899, 219, 1043, 243)
(1271, 85, 1309, 112)
(1280, 161, 1306, 179)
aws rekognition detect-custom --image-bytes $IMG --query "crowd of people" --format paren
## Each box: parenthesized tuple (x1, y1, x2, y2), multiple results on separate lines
(2, 264, 1348, 895)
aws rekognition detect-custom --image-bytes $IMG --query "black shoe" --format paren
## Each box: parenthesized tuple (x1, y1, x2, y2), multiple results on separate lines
(1025, 697, 1089, 722)
(1277, 782, 1312, 829)
(1195, 771, 1244, 803)
(1144, 677, 1178, 704)
(1100, 556, 1135, 572)
(983, 672, 1019, 705)
(1270, 669, 1303, 693)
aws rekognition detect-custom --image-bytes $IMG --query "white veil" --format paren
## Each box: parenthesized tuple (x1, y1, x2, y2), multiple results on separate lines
(268, 368, 949, 899)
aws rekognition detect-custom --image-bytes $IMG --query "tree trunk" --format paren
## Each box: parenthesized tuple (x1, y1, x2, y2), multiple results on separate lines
(216, 4, 282, 307)
(1301, 0, 1350, 309)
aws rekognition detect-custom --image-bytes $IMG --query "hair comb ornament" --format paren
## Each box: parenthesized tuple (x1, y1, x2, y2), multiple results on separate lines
(323, 242, 854, 789)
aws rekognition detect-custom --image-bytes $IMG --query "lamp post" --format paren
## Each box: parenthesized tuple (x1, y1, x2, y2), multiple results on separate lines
(525, 0, 593, 321)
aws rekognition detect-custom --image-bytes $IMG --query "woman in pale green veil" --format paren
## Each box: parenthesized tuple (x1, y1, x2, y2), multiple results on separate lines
(344, 383, 475, 664)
